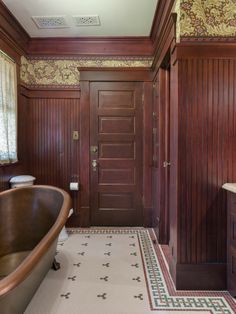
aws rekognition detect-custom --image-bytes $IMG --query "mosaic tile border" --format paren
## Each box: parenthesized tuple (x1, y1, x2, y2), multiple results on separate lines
(67, 228, 236, 313)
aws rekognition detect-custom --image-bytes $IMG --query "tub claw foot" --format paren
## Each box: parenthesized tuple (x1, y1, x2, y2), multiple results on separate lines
(52, 258, 60, 271)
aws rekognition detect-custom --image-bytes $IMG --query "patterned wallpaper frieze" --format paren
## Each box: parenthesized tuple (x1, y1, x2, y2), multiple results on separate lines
(20, 56, 153, 86)
(174, 0, 236, 38)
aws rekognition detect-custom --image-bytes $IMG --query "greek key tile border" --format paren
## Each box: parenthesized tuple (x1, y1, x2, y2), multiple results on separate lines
(67, 228, 236, 313)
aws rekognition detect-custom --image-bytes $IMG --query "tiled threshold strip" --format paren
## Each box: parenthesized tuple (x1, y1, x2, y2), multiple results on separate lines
(25, 228, 236, 314)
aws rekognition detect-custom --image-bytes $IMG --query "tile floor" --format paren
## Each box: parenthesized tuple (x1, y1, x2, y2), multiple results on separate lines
(24, 228, 236, 314)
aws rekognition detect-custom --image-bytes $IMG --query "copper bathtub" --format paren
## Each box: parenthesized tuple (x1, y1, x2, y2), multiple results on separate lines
(0, 185, 71, 314)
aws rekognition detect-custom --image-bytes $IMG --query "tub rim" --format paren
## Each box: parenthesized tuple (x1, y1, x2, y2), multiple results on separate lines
(0, 185, 71, 297)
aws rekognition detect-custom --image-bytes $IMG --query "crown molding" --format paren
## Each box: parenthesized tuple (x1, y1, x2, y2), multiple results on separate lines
(0, 0, 29, 54)
(26, 36, 153, 57)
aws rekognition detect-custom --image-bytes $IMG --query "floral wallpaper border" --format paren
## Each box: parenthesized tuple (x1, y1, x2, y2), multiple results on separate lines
(20, 56, 153, 86)
(174, 0, 236, 38)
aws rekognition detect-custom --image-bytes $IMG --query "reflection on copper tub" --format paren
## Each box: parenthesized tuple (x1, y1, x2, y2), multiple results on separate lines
(0, 185, 71, 314)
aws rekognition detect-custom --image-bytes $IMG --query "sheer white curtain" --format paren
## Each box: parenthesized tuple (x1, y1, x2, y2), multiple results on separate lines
(0, 50, 18, 164)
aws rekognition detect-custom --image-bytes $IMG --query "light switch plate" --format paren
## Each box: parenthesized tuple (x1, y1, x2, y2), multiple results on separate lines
(73, 131, 79, 140)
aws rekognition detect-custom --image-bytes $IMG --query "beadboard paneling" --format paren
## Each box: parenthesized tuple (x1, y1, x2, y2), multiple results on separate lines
(20, 88, 80, 209)
(178, 58, 236, 265)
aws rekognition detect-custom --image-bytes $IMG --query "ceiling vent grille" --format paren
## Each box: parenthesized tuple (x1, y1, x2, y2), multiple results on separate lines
(73, 15, 100, 26)
(32, 16, 69, 29)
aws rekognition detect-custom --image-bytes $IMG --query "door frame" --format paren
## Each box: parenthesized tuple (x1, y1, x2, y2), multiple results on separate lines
(77, 70, 153, 227)
(153, 62, 171, 244)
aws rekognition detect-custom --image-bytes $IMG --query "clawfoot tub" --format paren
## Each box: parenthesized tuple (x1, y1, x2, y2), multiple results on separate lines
(0, 185, 71, 314)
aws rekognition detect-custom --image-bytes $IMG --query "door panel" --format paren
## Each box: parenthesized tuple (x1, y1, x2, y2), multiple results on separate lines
(99, 142, 134, 159)
(90, 82, 143, 226)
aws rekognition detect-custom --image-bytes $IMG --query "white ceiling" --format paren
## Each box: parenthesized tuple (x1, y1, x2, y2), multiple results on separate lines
(3, 0, 158, 38)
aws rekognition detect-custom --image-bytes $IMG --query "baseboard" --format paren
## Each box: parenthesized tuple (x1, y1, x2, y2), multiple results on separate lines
(174, 262, 227, 290)
(65, 206, 90, 227)
(78, 206, 90, 227)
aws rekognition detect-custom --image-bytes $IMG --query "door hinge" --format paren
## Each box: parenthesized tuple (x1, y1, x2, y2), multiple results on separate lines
(163, 161, 171, 168)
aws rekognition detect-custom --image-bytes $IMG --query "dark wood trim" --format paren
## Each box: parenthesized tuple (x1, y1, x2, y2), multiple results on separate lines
(79, 70, 152, 82)
(152, 13, 177, 74)
(168, 49, 179, 282)
(176, 42, 236, 59)
(143, 208, 153, 227)
(143, 82, 153, 227)
(150, 0, 175, 44)
(78, 81, 90, 227)
(20, 85, 81, 99)
(0, 1, 29, 54)
(27, 37, 153, 56)
(0, 38, 21, 65)
(154, 67, 170, 244)
(78, 66, 151, 72)
(175, 263, 226, 290)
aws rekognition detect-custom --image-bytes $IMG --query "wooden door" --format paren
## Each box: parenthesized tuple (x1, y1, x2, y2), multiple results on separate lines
(152, 67, 170, 244)
(90, 82, 143, 226)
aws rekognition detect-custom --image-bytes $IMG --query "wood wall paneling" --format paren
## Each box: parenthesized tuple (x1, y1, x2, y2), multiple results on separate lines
(20, 88, 81, 216)
(169, 45, 236, 290)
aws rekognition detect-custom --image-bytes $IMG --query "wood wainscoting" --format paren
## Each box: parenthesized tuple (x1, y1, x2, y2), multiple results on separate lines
(19, 69, 153, 228)
(19, 86, 81, 218)
(168, 42, 236, 290)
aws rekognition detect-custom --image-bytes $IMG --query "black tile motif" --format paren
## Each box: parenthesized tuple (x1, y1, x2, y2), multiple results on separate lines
(60, 292, 71, 299)
(130, 252, 137, 256)
(68, 276, 77, 281)
(97, 293, 107, 300)
(132, 277, 141, 282)
(106, 243, 112, 246)
(77, 252, 85, 256)
(134, 294, 144, 300)
(129, 243, 136, 247)
(129, 236, 135, 239)
(102, 263, 110, 267)
(73, 262, 81, 267)
(100, 276, 109, 282)
(81, 243, 88, 246)
(107, 236, 112, 239)
(131, 263, 139, 268)
(104, 252, 111, 256)
(84, 235, 90, 238)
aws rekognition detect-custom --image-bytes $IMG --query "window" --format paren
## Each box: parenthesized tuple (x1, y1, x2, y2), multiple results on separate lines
(0, 50, 17, 164)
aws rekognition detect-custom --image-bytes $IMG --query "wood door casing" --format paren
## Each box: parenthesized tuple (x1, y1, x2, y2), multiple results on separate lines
(152, 67, 170, 244)
(90, 82, 143, 226)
